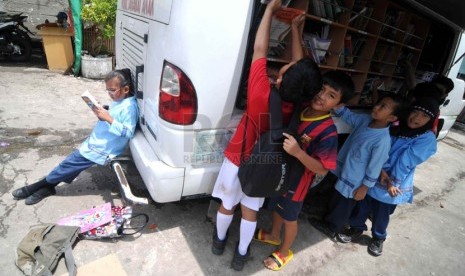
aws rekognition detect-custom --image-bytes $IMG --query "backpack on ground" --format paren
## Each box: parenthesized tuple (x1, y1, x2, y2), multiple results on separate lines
(15, 223, 80, 276)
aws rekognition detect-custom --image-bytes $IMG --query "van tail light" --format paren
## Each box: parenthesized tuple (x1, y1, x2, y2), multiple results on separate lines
(159, 61, 197, 125)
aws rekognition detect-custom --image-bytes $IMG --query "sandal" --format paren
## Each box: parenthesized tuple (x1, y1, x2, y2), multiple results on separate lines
(253, 229, 281, 246)
(264, 249, 294, 271)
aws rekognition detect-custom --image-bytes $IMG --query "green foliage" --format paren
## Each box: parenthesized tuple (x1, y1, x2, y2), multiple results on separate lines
(81, 0, 117, 39)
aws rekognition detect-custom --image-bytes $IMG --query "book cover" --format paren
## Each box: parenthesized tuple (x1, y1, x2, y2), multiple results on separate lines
(81, 90, 102, 111)
(269, 7, 305, 43)
(57, 202, 113, 233)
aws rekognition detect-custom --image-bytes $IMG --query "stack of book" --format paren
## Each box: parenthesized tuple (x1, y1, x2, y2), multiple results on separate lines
(303, 25, 331, 64)
(309, 0, 344, 21)
(268, 6, 305, 57)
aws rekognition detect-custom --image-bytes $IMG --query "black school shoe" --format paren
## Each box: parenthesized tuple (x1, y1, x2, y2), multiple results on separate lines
(25, 186, 56, 205)
(337, 227, 364, 243)
(211, 229, 228, 255)
(368, 238, 384, 256)
(231, 242, 250, 271)
(12, 185, 40, 199)
(12, 178, 49, 199)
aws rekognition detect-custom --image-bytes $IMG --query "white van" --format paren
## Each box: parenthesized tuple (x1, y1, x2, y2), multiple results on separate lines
(115, 0, 465, 203)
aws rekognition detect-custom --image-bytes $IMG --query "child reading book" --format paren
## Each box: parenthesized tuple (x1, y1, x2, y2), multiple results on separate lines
(12, 69, 139, 205)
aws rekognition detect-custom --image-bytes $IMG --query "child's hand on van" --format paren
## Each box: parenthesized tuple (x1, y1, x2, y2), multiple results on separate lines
(283, 132, 302, 157)
(94, 106, 113, 124)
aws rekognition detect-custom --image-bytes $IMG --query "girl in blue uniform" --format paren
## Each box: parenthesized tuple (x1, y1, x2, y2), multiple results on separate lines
(342, 97, 440, 256)
(12, 69, 139, 205)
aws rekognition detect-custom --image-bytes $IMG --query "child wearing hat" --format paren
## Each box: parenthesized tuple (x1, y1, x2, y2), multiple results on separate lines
(339, 96, 440, 256)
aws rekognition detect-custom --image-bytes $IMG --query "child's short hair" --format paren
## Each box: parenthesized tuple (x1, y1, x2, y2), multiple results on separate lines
(322, 70, 355, 103)
(432, 75, 454, 94)
(378, 93, 407, 118)
(279, 57, 322, 103)
(105, 69, 134, 96)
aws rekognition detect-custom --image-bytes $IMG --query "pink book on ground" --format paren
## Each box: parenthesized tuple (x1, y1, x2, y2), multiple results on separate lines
(57, 202, 112, 233)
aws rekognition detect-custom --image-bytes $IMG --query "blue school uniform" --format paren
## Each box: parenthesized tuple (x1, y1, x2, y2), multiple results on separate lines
(368, 131, 437, 204)
(349, 131, 437, 240)
(325, 106, 391, 233)
(46, 96, 139, 184)
(80, 96, 139, 165)
(332, 106, 391, 198)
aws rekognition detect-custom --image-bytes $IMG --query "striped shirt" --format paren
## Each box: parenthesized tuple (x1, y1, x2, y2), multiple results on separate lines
(286, 115, 338, 202)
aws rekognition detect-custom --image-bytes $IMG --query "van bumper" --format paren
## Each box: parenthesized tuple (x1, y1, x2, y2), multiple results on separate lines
(129, 130, 185, 203)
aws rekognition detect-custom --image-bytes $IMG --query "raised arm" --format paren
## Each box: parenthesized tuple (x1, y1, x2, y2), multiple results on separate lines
(252, 0, 282, 63)
(332, 105, 367, 128)
(291, 13, 306, 61)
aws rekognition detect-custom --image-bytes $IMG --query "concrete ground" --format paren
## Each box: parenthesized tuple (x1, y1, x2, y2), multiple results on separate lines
(1, 59, 465, 275)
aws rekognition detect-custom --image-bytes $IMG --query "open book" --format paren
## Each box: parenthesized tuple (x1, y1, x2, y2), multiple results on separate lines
(269, 7, 305, 46)
(81, 90, 101, 111)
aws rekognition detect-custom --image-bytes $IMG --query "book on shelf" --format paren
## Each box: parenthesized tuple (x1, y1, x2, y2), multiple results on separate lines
(372, 43, 389, 61)
(350, 7, 373, 30)
(351, 35, 366, 58)
(380, 9, 406, 39)
(81, 90, 102, 112)
(310, 0, 344, 21)
(360, 76, 381, 105)
(403, 24, 416, 44)
(269, 7, 305, 46)
(303, 33, 331, 64)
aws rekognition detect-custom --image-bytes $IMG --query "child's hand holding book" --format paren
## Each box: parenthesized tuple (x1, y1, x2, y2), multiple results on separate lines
(81, 90, 113, 124)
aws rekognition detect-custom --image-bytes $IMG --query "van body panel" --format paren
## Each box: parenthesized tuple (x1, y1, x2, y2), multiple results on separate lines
(129, 131, 184, 202)
(117, 0, 255, 202)
(118, 0, 172, 24)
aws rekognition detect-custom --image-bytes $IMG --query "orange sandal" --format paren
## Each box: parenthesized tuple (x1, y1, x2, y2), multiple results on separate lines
(265, 249, 294, 271)
(253, 229, 281, 246)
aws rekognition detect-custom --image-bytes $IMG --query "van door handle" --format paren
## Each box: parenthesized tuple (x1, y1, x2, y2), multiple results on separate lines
(135, 65, 144, 99)
(443, 99, 450, 107)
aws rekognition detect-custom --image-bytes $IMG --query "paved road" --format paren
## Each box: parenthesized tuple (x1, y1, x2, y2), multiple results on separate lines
(1, 64, 464, 275)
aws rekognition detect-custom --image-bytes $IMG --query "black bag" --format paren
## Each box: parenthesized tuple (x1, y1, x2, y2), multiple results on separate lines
(238, 88, 304, 197)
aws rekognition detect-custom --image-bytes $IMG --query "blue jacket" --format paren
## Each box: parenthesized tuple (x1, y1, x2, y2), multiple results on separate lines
(332, 107, 391, 199)
(80, 96, 139, 165)
(368, 131, 437, 204)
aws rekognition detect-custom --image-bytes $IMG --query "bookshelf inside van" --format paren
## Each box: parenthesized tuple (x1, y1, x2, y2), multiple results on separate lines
(267, 0, 431, 106)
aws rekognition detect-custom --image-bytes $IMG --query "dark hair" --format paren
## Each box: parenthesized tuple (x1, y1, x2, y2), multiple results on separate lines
(322, 70, 355, 103)
(432, 75, 454, 94)
(278, 57, 322, 103)
(378, 93, 407, 118)
(56, 12, 68, 20)
(409, 82, 443, 103)
(105, 68, 134, 96)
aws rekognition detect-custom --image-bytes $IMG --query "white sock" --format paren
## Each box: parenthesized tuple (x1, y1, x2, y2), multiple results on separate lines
(238, 218, 257, 255)
(216, 212, 233, 240)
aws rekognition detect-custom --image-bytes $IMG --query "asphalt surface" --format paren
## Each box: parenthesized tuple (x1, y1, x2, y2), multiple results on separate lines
(1, 52, 465, 275)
